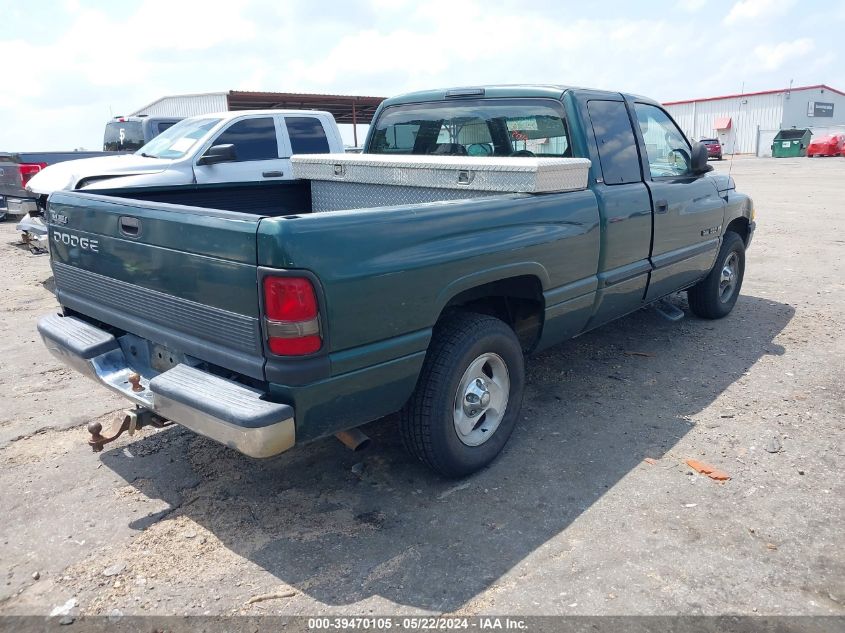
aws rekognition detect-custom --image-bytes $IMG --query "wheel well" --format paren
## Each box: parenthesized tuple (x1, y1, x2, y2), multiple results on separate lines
(442, 276, 544, 352)
(726, 217, 750, 245)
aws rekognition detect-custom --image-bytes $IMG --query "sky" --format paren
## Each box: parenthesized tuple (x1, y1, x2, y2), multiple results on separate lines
(2, 0, 843, 150)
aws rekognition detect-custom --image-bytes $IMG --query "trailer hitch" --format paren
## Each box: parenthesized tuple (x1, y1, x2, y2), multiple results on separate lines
(87, 408, 173, 452)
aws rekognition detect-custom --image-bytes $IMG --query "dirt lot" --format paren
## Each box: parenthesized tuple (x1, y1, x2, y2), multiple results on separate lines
(0, 157, 843, 618)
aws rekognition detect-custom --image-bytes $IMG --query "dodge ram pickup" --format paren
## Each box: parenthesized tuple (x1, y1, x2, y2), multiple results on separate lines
(37, 85, 755, 477)
(27, 109, 345, 195)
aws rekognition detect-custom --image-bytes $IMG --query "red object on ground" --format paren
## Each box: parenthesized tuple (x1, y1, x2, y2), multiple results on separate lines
(686, 459, 731, 481)
(807, 134, 845, 157)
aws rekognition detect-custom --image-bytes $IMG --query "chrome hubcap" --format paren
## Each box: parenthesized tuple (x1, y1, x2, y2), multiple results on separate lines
(719, 252, 739, 302)
(453, 353, 509, 447)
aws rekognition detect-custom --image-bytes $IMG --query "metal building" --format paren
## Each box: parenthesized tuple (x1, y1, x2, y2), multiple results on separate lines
(130, 91, 385, 146)
(663, 84, 845, 156)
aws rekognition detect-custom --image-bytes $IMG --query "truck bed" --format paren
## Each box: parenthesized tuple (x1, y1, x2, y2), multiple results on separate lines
(45, 175, 599, 385)
(89, 154, 591, 218)
(80, 175, 527, 217)
(89, 180, 314, 217)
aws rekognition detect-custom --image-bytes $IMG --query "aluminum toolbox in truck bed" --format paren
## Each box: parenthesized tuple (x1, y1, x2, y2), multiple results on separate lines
(291, 154, 591, 194)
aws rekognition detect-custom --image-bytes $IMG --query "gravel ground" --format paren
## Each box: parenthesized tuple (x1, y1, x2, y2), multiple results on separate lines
(0, 157, 842, 618)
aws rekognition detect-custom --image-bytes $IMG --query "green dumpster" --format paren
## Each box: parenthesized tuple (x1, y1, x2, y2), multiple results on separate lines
(771, 128, 811, 158)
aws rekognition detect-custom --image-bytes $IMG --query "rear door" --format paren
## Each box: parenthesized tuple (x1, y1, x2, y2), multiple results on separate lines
(194, 115, 288, 184)
(631, 101, 725, 302)
(47, 191, 267, 380)
(577, 95, 654, 330)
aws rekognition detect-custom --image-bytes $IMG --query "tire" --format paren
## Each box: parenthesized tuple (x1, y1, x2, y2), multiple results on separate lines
(687, 231, 745, 319)
(400, 311, 525, 478)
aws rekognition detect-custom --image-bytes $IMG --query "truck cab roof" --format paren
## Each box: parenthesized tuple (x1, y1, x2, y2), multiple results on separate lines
(197, 109, 335, 121)
(380, 84, 661, 107)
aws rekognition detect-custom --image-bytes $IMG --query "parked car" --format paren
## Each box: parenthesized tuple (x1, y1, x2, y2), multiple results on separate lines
(807, 133, 845, 157)
(36, 84, 754, 477)
(23, 110, 344, 248)
(28, 110, 344, 197)
(103, 115, 182, 152)
(700, 138, 723, 160)
(9, 117, 180, 245)
(0, 151, 113, 221)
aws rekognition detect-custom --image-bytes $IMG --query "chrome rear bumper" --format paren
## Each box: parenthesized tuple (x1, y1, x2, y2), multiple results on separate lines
(37, 313, 295, 458)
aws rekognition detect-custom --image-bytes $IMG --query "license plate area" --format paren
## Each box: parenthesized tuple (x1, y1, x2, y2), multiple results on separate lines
(150, 343, 185, 373)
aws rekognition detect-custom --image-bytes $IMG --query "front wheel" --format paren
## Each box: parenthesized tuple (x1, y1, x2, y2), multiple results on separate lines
(400, 312, 525, 478)
(687, 231, 746, 319)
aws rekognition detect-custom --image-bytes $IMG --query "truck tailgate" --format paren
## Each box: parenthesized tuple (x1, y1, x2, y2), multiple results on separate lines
(0, 157, 22, 197)
(47, 191, 266, 380)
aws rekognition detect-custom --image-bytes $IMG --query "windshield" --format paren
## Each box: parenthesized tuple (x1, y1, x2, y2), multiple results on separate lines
(368, 99, 571, 157)
(135, 117, 221, 159)
(104, 121, 144, 152)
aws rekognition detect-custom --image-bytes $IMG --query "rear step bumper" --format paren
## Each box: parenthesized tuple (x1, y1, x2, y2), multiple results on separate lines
(37, 313, 295, 458)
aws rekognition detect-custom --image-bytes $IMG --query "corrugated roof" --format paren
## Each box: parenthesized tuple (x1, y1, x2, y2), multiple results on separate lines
(664, 84, 845, 106)
(226, 91, 384, 124)
(131, 91, 385, 124)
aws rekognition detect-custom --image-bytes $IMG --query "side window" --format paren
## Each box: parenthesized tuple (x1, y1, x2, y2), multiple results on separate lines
(586, 100, 642, 185)
(157, 121, 176, 134)
(286, 117, 330, 154)
(213, 117, 278, 161)
(634, 104, 692, 178)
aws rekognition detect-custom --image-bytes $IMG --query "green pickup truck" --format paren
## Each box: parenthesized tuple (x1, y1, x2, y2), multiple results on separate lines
(38, 85, 755, 477)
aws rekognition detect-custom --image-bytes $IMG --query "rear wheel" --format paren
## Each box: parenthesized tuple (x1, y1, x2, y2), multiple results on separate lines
(400, 312, 525, 478)
(687, 231, 745, 319)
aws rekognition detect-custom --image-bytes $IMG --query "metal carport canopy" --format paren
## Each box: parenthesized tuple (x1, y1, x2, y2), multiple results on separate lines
(227, 91, 385, 146)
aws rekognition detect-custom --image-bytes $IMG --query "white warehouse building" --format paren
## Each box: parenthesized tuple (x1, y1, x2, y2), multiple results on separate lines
(663, 84, 845, 156)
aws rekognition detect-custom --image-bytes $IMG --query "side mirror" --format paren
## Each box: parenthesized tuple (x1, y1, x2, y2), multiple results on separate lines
(690, 142, 713, 174)
(197, 144, 236, 166)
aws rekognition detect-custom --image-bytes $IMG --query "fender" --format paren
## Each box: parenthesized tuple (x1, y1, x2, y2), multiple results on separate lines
(434, 262, 551, 317)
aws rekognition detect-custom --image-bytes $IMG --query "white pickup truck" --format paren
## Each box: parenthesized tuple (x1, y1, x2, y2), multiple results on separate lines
(21, 109, 345, 247)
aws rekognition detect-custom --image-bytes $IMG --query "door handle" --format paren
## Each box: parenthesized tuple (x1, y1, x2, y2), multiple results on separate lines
(118, 215, 141, 237)
(262, 170, 283, 178)
(655, 199, 668, 213)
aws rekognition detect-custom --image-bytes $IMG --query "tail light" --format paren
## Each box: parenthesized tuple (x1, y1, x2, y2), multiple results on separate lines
(262, 276, 321, 355)
(19, 162, 47, 188)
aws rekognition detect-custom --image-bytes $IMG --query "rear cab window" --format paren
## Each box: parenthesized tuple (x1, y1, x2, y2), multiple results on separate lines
(104, 121, 145, 151)
(368, 99, 571, 158)
(586, 100, 642, 184)
(286, 117, 330, 154)
(214, 117, 279, 161)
